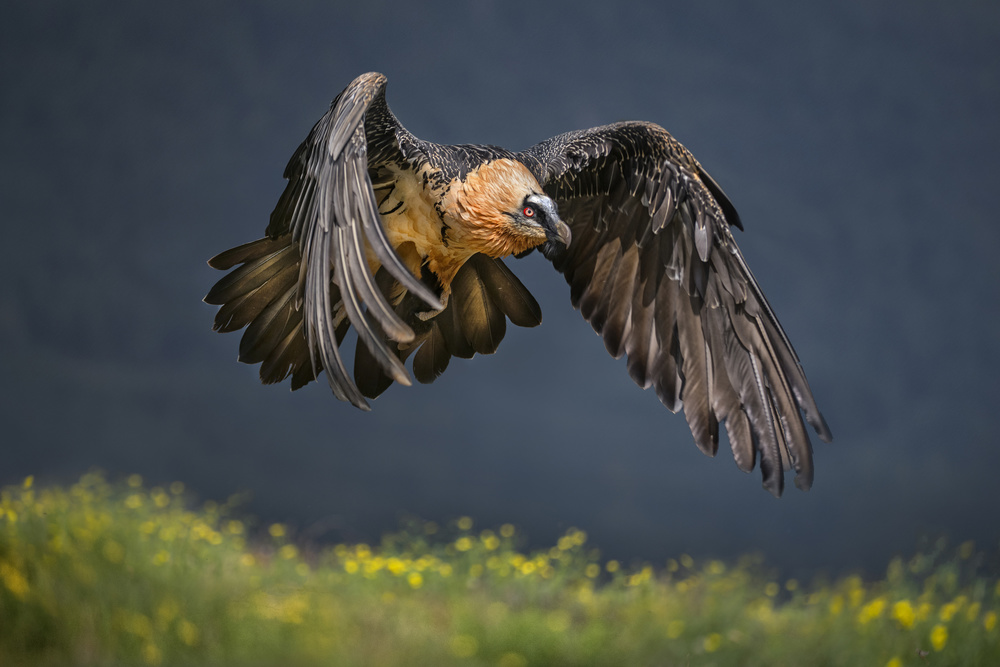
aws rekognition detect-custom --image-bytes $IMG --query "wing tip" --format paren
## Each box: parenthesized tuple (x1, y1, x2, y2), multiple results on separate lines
(813, 412, 833, 443)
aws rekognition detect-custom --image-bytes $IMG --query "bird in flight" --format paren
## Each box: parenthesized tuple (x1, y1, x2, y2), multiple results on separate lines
(205, 72, 831, 496)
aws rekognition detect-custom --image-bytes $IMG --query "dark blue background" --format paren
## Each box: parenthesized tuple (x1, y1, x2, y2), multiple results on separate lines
(3, 0, 998, 578)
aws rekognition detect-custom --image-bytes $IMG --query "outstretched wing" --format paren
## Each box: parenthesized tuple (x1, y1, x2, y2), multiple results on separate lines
(208, 72, 441, 410)
(520, 122, 831, 496)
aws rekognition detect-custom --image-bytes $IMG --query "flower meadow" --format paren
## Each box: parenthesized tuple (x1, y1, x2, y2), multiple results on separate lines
(0, 473, 997, 666)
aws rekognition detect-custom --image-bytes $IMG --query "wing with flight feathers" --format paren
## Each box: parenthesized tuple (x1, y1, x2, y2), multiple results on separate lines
(206, 73, 441, 410)
(520, 122, 831, 496)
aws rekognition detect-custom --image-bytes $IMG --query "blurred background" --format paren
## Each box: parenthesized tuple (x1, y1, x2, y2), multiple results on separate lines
(2, 0, 998, 580)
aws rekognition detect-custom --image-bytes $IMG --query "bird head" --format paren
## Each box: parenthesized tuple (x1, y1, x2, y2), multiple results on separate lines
(509, 193, 572, 249)
(443, 158, 572, 258)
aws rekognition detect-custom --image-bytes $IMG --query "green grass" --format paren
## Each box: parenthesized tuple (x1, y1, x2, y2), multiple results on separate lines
(0, 473, 997, 666)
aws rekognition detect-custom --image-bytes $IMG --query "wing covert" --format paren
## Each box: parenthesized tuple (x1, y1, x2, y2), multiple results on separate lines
(520, 122, 831, 496)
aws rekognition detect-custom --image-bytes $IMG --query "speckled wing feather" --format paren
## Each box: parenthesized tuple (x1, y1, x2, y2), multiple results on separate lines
(207, 72, 441, 410)
(519, 122, 832, 496)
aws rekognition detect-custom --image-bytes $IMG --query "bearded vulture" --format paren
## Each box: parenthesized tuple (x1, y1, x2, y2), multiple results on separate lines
(205, 72, 832, 496)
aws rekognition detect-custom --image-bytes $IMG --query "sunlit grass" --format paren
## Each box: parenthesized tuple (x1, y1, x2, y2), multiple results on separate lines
(1, 473, 997, 666)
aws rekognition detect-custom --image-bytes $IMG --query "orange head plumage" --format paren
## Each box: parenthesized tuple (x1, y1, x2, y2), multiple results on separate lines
(441, 159, 571, 260)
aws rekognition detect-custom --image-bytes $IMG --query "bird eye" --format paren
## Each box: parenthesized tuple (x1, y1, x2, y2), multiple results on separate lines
(523, 206, 535, 218)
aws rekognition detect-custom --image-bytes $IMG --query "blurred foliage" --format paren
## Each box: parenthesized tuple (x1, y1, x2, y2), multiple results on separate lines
(0, 473, 997, 666)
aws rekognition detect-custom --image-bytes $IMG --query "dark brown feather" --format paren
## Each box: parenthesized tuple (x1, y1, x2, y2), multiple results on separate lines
(449, 259, 507, 356)
(474, 255, 542, 328)
(412, 323, 451, 384)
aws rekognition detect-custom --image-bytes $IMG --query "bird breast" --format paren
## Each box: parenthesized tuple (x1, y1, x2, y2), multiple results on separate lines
(370, 159, 546, 294)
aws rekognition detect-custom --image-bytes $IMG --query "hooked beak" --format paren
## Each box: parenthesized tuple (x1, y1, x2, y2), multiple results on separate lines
(527, 194, 572, 248)
(548, 218, 572, 248)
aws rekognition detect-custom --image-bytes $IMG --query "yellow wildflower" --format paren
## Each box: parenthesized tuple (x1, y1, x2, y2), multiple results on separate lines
(930, 623, 948, 651)
(268, 523, 286, 538)
(127, 474, 143, 488)
(456, 516, 473, 531)
(363, 556, 383, 577)
(984, 611, 997, 631)
(707, 560, 725, 576)
(606, 560, 620, 573)
(764, 582, 780, 597)
(155, 598, 179, 627)
(0, 561, 29, 599)
(151, 488, 170, 508)
(886, 658, 903, 667)
(169, 481, 185, 495)
(628, 566, 652, 587)
(177, 618, 199, 646)
(386, 557, 406, 576)
(849, 588, 865, 608)
(940, 601, 960, 622)
(407, 572, 423, 589)
(828, 595, 844, 616)
(500, 523, 515, 538)
(118, 611, 153, 637)
(858, 597, 887, 625)
(142, 641, 162, 665)
(666, 619, 685, 639)
(892, 599, 915, 629)
(481, 530, 499, 550)
(455, 536, 473, 552)
(680, 554, 694, 568)
(703, 633, 723, 653)
(585, 563, 600, 578)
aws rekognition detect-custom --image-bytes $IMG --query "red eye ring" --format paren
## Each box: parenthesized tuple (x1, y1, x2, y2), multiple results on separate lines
(523, 206, 535, 218)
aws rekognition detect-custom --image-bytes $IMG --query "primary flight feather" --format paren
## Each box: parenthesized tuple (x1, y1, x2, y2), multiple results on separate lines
(205, 72, 832, 496)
